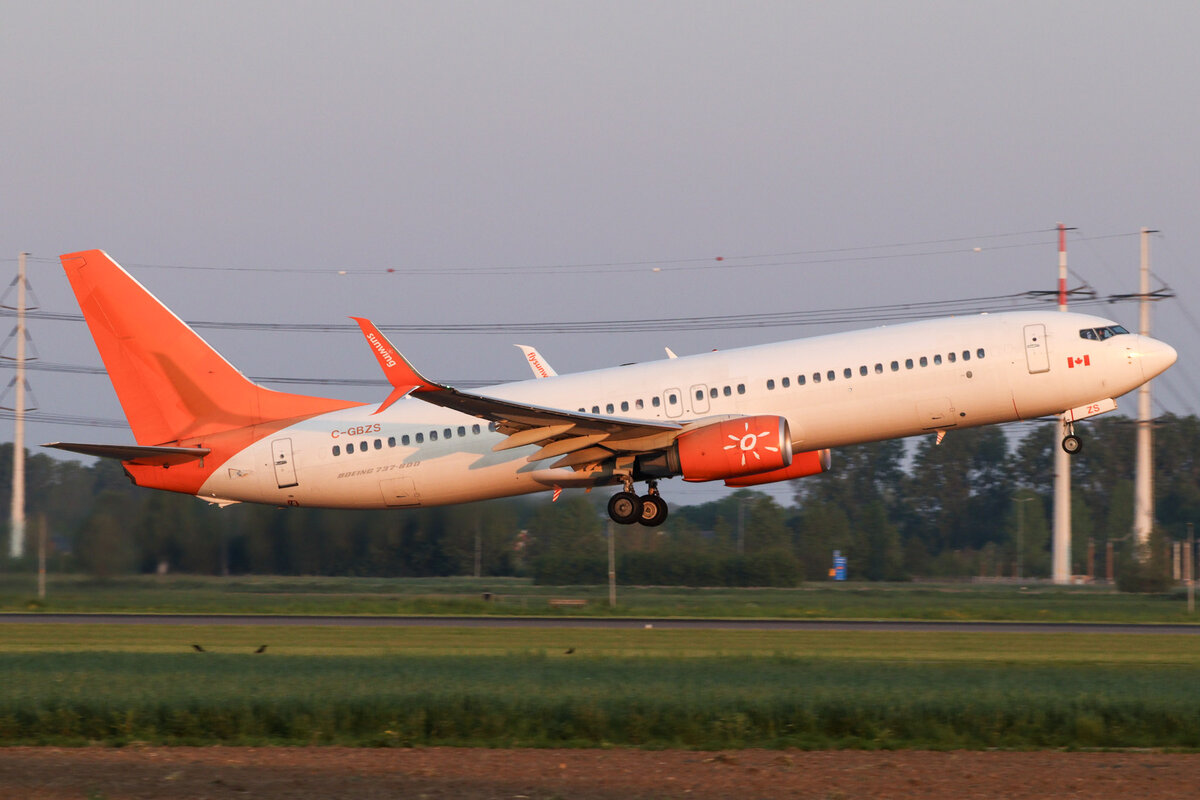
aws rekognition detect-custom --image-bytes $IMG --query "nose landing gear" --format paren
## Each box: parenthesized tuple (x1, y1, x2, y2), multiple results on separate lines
(607, 479, 670, 527)
(1061, 418, 1083, 455)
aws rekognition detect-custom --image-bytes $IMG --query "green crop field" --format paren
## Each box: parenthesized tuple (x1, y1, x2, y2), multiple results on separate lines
(2, 623, 1200, 750)
(3, 574, 1199, 623)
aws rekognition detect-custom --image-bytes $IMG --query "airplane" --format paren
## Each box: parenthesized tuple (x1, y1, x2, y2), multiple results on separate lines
(45, 249, 1177, 527)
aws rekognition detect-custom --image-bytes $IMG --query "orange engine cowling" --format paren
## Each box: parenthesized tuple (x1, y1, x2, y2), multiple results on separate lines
(723, 448, 831, 487)
(676, 415, 792, 482)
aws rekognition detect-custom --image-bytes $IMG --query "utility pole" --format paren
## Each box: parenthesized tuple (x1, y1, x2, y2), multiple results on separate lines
(1052, 224, 1072, 584)
(607, 520, 616, 608)
(1132, 228, 1157, 554)
(1187, 522, 1194, 615)
(8, 253, 29, 559)
(1015, 496, 1035, 580)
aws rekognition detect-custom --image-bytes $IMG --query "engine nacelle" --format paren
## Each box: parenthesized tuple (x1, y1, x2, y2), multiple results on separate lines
(675, 415, 792, 482)
(723, 448, 831, 487)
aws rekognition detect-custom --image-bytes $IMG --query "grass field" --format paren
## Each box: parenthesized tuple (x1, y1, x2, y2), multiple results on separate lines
(3, 623, 1200, 749)
(2, 574, 1198, 622)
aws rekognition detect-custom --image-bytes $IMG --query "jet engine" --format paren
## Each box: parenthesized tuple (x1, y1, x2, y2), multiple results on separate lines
(674, 415, 793, 482)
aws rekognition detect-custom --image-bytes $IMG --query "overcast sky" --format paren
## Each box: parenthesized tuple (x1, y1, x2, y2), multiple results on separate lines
(3, 1, 1197, 505)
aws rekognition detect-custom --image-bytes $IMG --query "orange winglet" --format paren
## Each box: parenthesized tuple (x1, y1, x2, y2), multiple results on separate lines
(349, 317, 439, 415)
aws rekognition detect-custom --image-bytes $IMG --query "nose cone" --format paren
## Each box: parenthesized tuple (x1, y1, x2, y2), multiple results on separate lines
(1135, 335, 1178, 381)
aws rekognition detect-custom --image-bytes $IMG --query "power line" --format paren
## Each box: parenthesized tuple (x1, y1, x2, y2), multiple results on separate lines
(9, 228, 1064, 277)
(0, 291, 1127, 335)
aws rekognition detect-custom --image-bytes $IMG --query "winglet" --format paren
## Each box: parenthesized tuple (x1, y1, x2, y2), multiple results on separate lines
(350, 317, 440, 414)
(515, 344, 557, 378)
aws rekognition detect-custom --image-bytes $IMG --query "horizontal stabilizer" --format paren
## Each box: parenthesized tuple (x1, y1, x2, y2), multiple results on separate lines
(44, 442, 211, 466)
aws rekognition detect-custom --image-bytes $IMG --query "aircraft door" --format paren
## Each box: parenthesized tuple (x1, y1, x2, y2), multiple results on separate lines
(690, 384, 710, 414)
(271, 438, 299, 488)
(663, 388, 684, 418)
(1023, 324, 1050, 374)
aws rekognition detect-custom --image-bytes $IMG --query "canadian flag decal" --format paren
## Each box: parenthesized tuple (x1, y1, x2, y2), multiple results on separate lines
(1067, 355, 1091, 368)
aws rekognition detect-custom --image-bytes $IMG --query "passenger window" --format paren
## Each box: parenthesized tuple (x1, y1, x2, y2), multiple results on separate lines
(919, 356, 928, 367)
(905, 358, 913, 369)
(798, 374, 806, 385)
(621, 401, 629, 412)
(374, 439, 382, 450)
(874, 363, 883, 374)
(652, 396, 661, 407)
(843, 368, 852, 379)
(606, 403, 614, 414)
(827, 370, 836, 382)
(696, 389, 705, 400)
(444, 428, 452, 439)
(723, 386, 732, 396)
(963, 350, 971, 361)
(415, 433, 424, 443)
(948, 352, 956, 363)
(430, 431, 438, 441)
(813, 373, 822, 384)
(737, 384, 746, 394)
(332, 445, 341, 456)
(782, 377, 790, 388)
(360, 440, 368, 451)
(977, 348, 985, 358)
(592, 406, 600, 414)
(636, 399, 645, 409)
(709, 388, 717, 398)
(388, 436, 396, 447)
(457, 426, 466, 437)
(859, 365, 867, 376)
(402, 434, 411, 445)
(934, 354, 942, 365)
(767, 379, 775, 390)
(472, 424, 481, 434)
(668, 393, 678, 405)
(890, 361, 899, 372)
(488, 423, 498, 432)
(347, 443, 355, 454)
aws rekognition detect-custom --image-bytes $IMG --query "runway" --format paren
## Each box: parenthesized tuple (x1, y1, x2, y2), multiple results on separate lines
(2, 613, 1197, 634)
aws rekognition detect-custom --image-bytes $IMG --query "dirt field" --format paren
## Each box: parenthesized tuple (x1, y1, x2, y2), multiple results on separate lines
(2, 747, 1199, 799)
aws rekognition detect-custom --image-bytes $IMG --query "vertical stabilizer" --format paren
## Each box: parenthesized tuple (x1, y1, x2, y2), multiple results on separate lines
(60, 250, 357, 445)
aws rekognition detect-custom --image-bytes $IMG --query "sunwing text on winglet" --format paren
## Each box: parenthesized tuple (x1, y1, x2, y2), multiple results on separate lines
(46, 249, 1176, 528)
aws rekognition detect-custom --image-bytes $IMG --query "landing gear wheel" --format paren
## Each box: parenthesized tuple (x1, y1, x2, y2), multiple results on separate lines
(607, 491, 643, 525)
(1061, 434, 1083, 455)
(638, 494, 669, 527)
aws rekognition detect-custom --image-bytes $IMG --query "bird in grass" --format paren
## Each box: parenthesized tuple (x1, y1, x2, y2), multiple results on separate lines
(191, 644, 206, 653)
(254, 644, 268, 654)
(564, 648, 575, 655)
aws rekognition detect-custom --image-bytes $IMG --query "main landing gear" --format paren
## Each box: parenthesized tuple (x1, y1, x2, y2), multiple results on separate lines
(607, 479, 670, 527)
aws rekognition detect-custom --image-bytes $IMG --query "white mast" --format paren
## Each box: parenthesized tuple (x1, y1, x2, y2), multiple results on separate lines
(1132, 227, 1155, 552)
(1052, 224, 1071, 584)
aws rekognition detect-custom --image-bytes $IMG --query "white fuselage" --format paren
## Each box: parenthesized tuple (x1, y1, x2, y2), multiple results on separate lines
(198, 310, 1169, 508)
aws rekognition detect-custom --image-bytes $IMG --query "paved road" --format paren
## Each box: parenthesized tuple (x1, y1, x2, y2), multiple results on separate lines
(1, 613, 1197, 634)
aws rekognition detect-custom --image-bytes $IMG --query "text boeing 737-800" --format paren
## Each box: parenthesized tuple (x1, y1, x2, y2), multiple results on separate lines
(46, 250, 1176, 527)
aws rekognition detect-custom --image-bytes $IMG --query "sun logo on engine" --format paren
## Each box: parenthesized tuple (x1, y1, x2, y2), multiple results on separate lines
(723, 421, 778, 466)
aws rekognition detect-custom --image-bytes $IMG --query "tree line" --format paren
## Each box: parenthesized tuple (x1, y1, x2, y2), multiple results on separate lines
(1, 414, 1197, 586)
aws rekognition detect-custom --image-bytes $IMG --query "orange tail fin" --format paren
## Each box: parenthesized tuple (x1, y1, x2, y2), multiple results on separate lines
(60, 250, 358, 445)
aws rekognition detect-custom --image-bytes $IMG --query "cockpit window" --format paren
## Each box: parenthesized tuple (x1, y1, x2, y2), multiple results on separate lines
(1080, 325, 1130, 340)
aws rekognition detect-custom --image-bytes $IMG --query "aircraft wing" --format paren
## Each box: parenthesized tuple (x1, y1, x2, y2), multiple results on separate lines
(352, 318, 684, 466)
